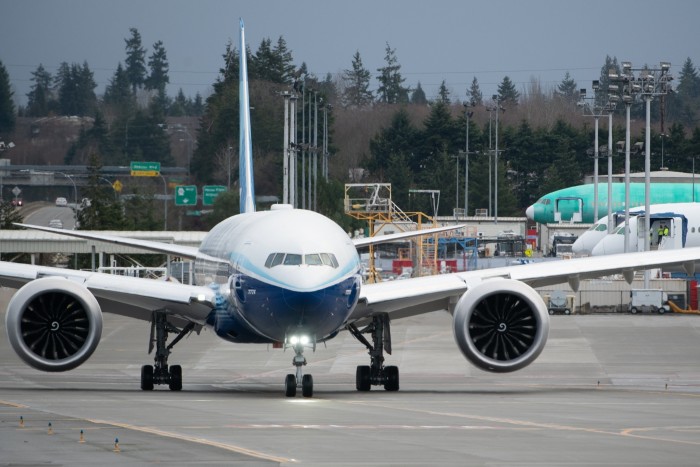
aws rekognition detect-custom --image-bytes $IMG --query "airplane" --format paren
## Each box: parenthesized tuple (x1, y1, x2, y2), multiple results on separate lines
(4, 19, 700, 398)
(572, 203, 700, 255)
(525, 182, 700, 225)
(591, 203, 700, 256)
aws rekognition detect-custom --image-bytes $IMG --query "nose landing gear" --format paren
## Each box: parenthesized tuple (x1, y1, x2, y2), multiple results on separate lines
(284, 333, 315, 397)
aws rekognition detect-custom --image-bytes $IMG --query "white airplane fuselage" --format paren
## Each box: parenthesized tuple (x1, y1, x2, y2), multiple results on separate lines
(195, 205, 362, 344)
(591, 203, 700, 256)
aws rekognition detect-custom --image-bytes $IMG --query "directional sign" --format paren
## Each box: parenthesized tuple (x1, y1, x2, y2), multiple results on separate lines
(130, 161, 161, 176)
(202, 185, 227, 206)
(174, 185, 197, 206)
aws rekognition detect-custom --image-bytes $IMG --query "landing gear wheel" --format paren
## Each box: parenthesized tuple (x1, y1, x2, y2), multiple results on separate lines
(356, 365, 371, 391)
(141, 364, 154, 391)
(302, 374, 314, 398)
(285, 374, 297, 397)
(169, 364, 182, 391)
(384, 365, 399, 391)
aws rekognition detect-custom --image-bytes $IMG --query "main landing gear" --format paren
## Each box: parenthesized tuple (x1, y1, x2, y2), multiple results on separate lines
(284, 333, 315, 398)
(347, 312, 399, 392)
(140, 311, 195, 391)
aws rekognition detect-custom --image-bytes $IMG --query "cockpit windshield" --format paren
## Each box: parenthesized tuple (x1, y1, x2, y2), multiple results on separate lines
(265, 252, 339, 268)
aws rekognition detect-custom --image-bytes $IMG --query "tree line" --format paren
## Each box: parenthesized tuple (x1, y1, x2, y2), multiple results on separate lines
(1, 31, 700, 230)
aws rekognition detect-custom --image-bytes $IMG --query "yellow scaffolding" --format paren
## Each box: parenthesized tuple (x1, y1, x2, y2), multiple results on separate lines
(344, 183, 442, 283)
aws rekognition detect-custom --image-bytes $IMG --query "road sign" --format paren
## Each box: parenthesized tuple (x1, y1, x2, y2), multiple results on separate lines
(174, 185, 197, 206)
(202, 185, 227, 206)
(112, 180, 123, 193)
(11, 186, 21, 197)
(130, 161, 161, 176)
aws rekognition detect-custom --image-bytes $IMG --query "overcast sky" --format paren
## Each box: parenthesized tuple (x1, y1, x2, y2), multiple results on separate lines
(3, 0, 699, 107)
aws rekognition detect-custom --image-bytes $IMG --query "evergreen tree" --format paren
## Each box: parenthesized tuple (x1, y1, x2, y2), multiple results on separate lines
(411, 82, 427, 105)
(75, 153, 125, 230)
(671, 58, 700, 125)
(342, 51, 373, 108)
(65, 111, 116, 165)
(376, 42, 409, 104)
(0, 60, 15, 135)
(124, 28, 147, 94)
(54, 61, 97, 116)
(145, 40, 169, 95)
(556, 71, 578, 104)
(0, 199, 22, 229)
(497, 76, 519, 106)
(169, 88, 188, 116)
(272, 36, 295, 84)
(368, 108, 417, 180)
(437, 80, 451, 104)
(103, 62, 135, 117)
(467, 76, 483, 106)
(26, 64, 53, 117)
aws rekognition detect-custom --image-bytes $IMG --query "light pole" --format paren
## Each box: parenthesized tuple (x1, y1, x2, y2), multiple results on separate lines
(579, 81, 606, 224)
(463, 102, 473, 216)
(159, 174, 168, 230)
(492, 94, 502, 224)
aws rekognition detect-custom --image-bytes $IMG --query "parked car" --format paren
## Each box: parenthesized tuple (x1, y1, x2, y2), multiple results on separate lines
(55, 197, 68, 207)
(48, 219, 63, 229)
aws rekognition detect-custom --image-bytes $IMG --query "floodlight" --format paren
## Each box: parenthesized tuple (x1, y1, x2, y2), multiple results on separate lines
(660, 62, 671, 72)
(592, 80, 600, 90)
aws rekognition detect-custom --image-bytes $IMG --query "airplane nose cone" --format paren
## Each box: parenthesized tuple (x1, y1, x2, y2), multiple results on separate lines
(525, 205, 534, 221)
(572, 238, 584, 254)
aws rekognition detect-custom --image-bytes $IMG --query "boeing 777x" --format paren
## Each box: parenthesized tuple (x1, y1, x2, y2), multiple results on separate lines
(4, 20, 700, 398)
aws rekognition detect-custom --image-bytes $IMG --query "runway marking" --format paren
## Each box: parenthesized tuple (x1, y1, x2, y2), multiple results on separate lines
(0, 399, 28, 408)
(88, 418, 296, 464)
(343, 400, 700, 447)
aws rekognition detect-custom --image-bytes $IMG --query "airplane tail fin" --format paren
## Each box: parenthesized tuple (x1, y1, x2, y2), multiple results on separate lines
(239, 18, 255, 213)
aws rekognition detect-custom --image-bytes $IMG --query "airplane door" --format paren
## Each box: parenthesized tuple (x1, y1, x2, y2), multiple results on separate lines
(554, 197, 584, 223)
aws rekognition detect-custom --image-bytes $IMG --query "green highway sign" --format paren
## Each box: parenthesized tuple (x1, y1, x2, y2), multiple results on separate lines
(130, 161, 161, 176)
(202, 185, 227, 206)
(174, 185, 197, 206)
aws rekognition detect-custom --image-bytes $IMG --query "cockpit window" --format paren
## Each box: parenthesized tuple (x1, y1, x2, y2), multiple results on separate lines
(265, 252, 339, 268)
(595, 224, 608, 232)
(283, 254, 302, 265)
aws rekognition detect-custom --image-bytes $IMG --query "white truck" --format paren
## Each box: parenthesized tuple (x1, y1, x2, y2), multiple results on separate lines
(629, 289, 669, 314)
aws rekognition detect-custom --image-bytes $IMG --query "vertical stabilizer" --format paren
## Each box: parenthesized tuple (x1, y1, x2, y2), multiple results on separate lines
(239, 18, 255, 213)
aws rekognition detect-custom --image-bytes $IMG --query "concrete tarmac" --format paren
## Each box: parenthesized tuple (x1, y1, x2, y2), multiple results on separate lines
(1, 286, 700, 466)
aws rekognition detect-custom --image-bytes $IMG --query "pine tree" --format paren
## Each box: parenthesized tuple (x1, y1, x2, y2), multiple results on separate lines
(76, 153, 124, 230)
(54, 61, 96, 116)
(556, 71, 578, 104)
(376, 42, 409, 104)
(497, 76, 519, 106)
(272, 37, 295, 84)
(124, 28, 147, 94)
(0, 60, 15, 134)
(104, 62, 135, 117)
(26, 64, 53, 117)
(411, 82, 427, 105)
(467, 76, 483, 106)
(0, 199, 22, 229)
(437, 80, 451, 104)
(671, 58, 700, 124)
(145, 40, 169, 94)
(342, 51, 373, 108)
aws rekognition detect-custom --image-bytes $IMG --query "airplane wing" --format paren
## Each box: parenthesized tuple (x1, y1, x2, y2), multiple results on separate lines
(351, 246, 700, 322)
(352, 224, 465, 248)
(0, 261, 217, 327)
(15, 223, 226, 264)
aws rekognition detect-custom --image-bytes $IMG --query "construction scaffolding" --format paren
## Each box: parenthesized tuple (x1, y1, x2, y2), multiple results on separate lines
(344, 183, 455, 282)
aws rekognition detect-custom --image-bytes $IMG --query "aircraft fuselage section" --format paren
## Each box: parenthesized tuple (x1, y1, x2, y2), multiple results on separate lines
(195, 206, 362, 344)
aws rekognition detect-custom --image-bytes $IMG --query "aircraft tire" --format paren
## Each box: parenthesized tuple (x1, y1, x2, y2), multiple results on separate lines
(302, 374, 313, 398)
(285, 374, 296, 397)
(356, 365, 371, 391)
(384, 366, 399, 391)
(169, 365, 182, 391)
(141, 365, 154, 391)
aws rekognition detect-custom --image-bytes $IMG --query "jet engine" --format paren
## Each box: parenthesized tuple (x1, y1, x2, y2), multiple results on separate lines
(5, 277, 103, 372)
(452, 279, 549, 373)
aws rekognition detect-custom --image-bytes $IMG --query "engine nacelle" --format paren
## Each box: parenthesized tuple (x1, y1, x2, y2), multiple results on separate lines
(453, 278, 549, 373)
(5, 277, 103, 372)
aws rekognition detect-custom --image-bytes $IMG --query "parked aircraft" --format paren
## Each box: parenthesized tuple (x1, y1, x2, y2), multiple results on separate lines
(526, 182, 700, 224)
(4, 20, 700, 398)
(591, 203, 700, 256)
(571, 203, 700, 255)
